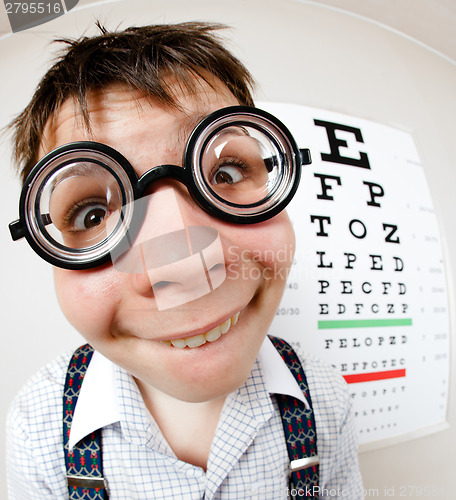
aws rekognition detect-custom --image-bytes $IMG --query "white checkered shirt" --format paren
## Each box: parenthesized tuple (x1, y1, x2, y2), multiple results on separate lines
(7, 338, 364, 499)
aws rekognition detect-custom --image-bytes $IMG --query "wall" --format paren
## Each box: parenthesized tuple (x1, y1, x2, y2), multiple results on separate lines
(1, 0, 455, 498)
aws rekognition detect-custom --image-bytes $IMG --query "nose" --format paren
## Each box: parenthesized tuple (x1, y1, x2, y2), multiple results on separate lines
(112, 185, 226, 310)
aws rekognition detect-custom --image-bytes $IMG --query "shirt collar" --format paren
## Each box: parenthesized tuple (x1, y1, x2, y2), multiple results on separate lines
(68, 350, 120, 449)
(69, 337, 309, 449)
(258, 337, 310, 410)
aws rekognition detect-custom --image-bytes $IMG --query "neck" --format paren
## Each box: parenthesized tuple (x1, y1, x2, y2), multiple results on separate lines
(135, 378, 226, 470)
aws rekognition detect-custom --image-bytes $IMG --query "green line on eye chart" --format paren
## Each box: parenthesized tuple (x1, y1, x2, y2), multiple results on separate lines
(318, 318, 413, 329)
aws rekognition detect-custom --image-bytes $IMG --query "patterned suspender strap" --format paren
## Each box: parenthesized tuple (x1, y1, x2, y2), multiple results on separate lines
(269, 336, 319, 499)
(63, 344, 109, 500)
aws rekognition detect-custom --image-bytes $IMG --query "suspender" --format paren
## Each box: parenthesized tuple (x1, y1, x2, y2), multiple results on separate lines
(269, 336, 320, 499)
(63, 338, 319, 499)
(63, 344, 108, 499)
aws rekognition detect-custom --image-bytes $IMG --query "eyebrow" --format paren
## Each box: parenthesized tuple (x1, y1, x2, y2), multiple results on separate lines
(40, 163, 114, 227)
(175, 112, 252, 151)
(175, 113, 208, 145)
(48, 162, 111, 201)
(52, 162, 109, 185)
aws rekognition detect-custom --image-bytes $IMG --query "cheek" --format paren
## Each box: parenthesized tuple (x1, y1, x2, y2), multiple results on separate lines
(53, 267, 123, 339)
(230, 213, 296, 275)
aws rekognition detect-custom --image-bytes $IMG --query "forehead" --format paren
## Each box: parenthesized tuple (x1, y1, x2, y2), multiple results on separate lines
(39, 78, 240, 162)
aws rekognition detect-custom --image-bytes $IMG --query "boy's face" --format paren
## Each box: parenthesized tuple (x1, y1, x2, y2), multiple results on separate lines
(41, 78, 295, 403)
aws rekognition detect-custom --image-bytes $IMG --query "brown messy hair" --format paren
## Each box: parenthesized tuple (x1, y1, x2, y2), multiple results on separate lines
(9, 22, 255, 184)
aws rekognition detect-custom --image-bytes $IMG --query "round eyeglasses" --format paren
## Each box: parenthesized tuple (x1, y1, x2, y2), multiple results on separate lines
(9, 106, 311, 269)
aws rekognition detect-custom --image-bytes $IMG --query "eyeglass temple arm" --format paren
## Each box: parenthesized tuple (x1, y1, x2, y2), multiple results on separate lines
(9, 213, 52, 241)
(300, 148, 312, 165)
(9, 220, 26, 241)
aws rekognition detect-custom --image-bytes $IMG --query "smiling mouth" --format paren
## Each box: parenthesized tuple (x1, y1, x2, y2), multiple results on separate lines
(160, 311, 240, 349)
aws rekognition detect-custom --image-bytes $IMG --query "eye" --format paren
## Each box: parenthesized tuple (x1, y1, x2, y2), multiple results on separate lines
(211, 160, 246, 185)
(71, 202, 108, 230)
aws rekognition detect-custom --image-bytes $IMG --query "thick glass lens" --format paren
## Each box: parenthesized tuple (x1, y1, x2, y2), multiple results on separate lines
(201, 125, 280, 205)
(188, 108, 300, 221)
(39, 162, 123, 249)
(23, 146, 136, 267)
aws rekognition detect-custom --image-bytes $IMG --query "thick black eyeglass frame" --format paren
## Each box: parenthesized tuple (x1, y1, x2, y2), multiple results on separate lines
(9, 106, 311, 270)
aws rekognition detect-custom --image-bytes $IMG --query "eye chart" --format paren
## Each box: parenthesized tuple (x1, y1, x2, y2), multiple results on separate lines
(264, 102, 450, 446)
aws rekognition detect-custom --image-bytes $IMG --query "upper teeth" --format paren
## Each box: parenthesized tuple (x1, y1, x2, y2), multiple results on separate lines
(161, 312, 240, 349)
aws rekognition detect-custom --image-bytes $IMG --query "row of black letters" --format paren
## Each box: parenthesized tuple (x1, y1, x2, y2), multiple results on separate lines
(325, 335, 407, 349)
(310, 215, 400, 243)
(319, 303, 409, 315)
(318, 280, 406, 295)
(316, 251, 404, 271)
(337, 358, 405, 372)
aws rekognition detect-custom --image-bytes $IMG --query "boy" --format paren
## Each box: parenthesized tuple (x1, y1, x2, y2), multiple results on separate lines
(6, 23, 363, 498)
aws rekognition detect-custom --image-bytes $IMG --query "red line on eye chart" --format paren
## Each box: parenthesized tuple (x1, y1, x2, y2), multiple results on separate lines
(343, 369, 406, 384)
